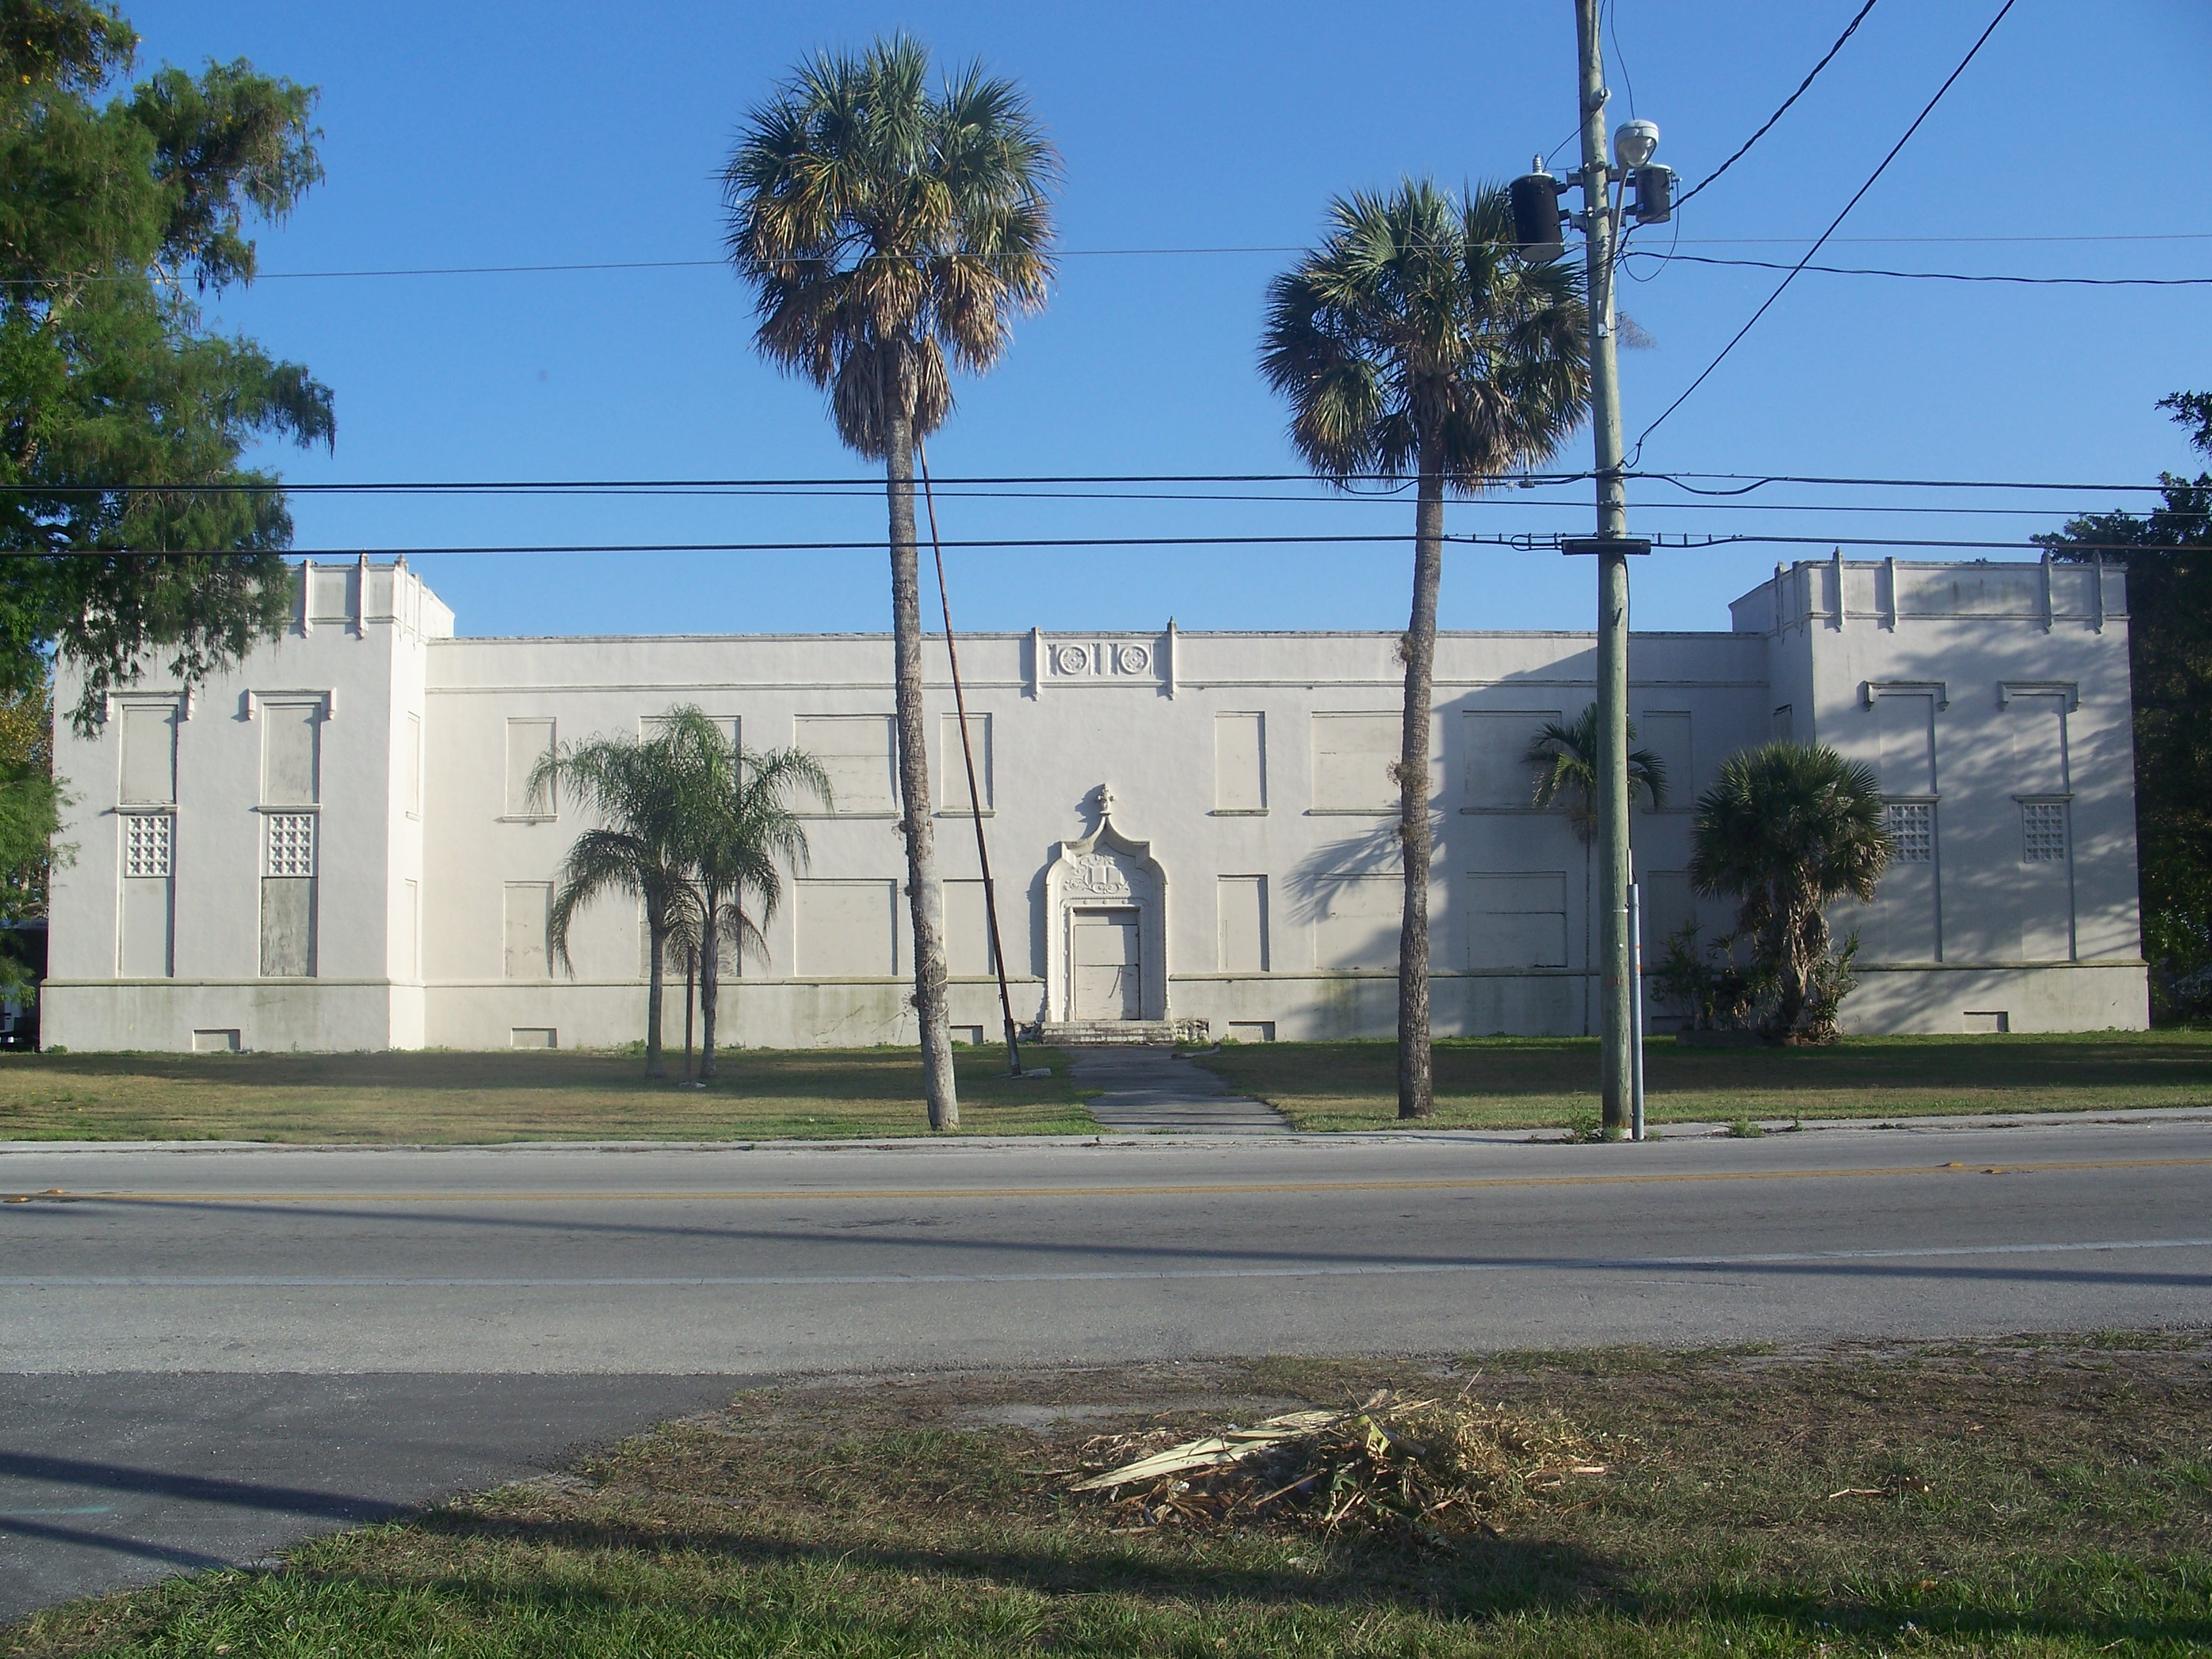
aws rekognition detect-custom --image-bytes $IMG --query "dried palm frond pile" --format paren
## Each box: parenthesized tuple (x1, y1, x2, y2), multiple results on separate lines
(1066, 1389, 1607, 1542)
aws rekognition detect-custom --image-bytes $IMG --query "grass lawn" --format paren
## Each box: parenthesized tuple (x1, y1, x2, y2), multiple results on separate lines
(0, 1045, 1090, 1143)
(1193, 1030, 2212, 1132)
(9, 1334, 2209, 1656)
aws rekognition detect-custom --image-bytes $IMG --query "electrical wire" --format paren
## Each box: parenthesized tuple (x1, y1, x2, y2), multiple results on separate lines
(1675, 0, 1881, 211)
(5, 468, 2173, 496)
(7, 230, 2207, 289)
(1606, 0, 1637, 117)
(1620, 251, 2212, 287)
(1630, 0, 2019, 460)
(22, 529, 2155, 560)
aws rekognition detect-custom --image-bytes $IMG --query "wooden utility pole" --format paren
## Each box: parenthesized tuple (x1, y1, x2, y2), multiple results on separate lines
(1574, 0, 1637, 1136)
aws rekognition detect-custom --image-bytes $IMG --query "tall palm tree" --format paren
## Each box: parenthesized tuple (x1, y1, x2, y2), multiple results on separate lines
(1526, 703, 1668, 1038)
(724, 35, 1057, 1130)
(530, 726, 695, 1078)
(656, 708, 831, 1080)
(1263, 180, 1589, 1119)
(1689, 741, 1892, 1042)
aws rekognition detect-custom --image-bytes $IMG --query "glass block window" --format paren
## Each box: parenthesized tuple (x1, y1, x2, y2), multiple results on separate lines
(266, 813, 316, 878)
(123, 813, 171, 878)
(2022, 802, 2068, 864)
(1885, 802, 1933, 864)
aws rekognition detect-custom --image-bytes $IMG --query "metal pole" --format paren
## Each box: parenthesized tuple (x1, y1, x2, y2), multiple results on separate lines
(1575, 0, 1635, 1137)
(1629, 875, 1646, 1141)
(920, 444, 1023, 1078)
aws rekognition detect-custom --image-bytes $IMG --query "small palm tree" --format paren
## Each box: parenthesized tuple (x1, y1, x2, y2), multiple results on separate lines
(1526, 704, 1668, 1037)
(656, 708, 831, 1080)
(1526, 704, 1669, 842)
(724, 35, 1057, 1130)
(531, 726, 694, 1078)
(1263, 179, 1588, 1120)
(1689, 742, 1892, 1043)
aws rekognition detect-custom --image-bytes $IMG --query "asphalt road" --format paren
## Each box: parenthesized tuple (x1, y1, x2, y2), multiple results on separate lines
(4, 1115, 2209, 1620)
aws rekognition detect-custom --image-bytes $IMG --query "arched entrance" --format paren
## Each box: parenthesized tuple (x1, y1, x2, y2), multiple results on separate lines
(1042, 785, 1170, 1026)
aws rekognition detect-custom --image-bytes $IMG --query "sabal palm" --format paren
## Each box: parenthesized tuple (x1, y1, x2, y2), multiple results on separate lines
(1263, 179, 1589, 1120)
(655, 708, 831, 1080)
(1689, 742, 1891, 1041)
(724, 35, 1057, 1130)
(531, 728, 695, 1078)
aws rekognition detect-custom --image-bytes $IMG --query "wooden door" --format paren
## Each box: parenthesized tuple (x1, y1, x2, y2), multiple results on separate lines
(1073, 908, 1142, 1020)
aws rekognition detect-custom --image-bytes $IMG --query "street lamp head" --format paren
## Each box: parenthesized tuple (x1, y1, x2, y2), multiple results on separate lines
(1614, 119, 1660, 170)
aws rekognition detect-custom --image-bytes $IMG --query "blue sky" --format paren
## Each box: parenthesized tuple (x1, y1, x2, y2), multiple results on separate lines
(137, 1, 2212, 638)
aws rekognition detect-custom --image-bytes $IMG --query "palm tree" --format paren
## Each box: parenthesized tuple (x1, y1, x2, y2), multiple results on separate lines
(1527, 704, 1669, 840)
(1263, 180, 1588, 1119)
(655, 709, 831, 1080)
(1526, 703, 1669, 1037)
(530, 726, 695, 1078)
(1689, 742, 1892, 1042)
(724, 36, 1057, 1130)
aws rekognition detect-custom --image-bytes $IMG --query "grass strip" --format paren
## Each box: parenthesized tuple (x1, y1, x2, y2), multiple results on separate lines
(0, 1045, 1091, 1143)
(1192, 1030, 2212, 1132)
(8, 1334, 2209, 1656)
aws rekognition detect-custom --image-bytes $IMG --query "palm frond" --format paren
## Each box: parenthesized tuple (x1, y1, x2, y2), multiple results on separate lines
(723, 34, 1059, 457)
(1261, 178, 1592, 492)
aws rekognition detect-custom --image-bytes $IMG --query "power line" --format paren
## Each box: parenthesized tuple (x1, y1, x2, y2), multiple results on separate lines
(6, 232, 2209, 289)
(4, 468, 2173, 497)
(1622, 251, 2212, 287)
(40, 531, 2147, 560)
(1675, 0, 1882, 211)
(1631, 0, 2019, 458)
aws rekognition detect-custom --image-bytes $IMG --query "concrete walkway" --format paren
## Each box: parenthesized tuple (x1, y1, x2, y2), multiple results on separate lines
(1071, 1046, 1290, 1133)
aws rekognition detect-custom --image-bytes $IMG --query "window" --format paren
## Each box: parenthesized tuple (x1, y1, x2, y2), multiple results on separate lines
(1462, 710, 1561, 809)
(1315, 873, 1399, 970)
(797, 878, 899, 975)
(640, 713, 739, 749)
(120, 813, 173, 978)
(1637, 711, 1690, 809)
(1216, 875, 1269, 972)
(1885, 802, 1933, 864)
(260, 702, 319, 805)
(404, 712, 423, 818)
(260, 815, 316, 977)
(124, 814, 171, 878)
(944, 878, 1000, 976)
(1312, 713, 1402, 812)
(2022, 801, 2068, 864)
(118, 701, 178, 804)
(793, 715, 896, 813)
(939, 713, 992, 812)
(1771, 705, 1795, 742)
(504, 718, 556, 818)
(1465, 874, 1568, 970)
(265, 814, 316, 878)
(1873, 693, 1937, 797)
(1213, 713, 1267, 812)
(401, 879, 420, 979)
(503, 883, 552, 979)
(1641, 871, 1696, 958)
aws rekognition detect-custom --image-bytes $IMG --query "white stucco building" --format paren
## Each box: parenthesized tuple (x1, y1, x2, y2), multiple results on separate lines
(44, 553, 2146, 1052)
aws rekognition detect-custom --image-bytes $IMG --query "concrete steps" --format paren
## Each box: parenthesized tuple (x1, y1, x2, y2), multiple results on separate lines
(1035, 1019, 1210, 1048)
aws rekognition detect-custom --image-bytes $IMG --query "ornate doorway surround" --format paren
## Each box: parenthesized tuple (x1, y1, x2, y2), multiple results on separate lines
(1043, 785, 1169, 1023)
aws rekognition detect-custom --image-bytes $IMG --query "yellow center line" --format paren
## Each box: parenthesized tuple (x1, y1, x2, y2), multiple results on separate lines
(5, 1155, 2209, 1206)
